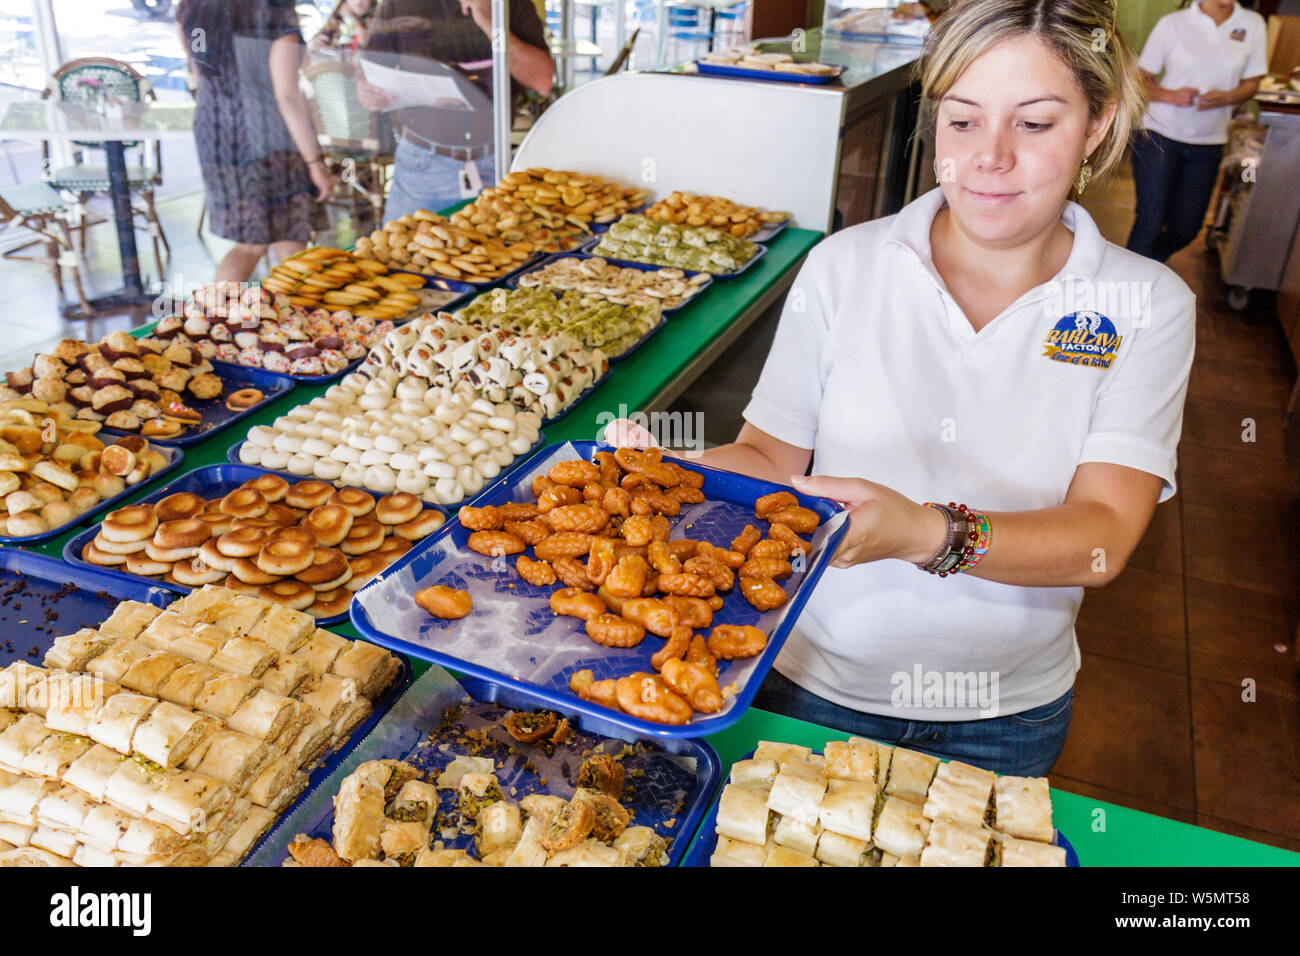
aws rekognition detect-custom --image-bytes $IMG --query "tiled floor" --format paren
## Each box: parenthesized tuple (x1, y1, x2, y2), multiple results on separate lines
(1, 151, 1297, 855)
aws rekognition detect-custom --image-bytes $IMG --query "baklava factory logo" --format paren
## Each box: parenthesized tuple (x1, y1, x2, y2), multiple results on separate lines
(1041, 311, 1123, 370)
(890, 665, 1000, 718)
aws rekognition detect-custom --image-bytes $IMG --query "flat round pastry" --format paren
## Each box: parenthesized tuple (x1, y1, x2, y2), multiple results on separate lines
(327, 487, 376, 518)
(375, 492, 422, 526)
(153, 518, 211, 552)
(82, 539, 126, 566)
(141, 417, 184, 439)
(198, 537, 236, 573)
(339, 518, 385, 556)
(171, 556, 227, 586)
(296, 547, 352, 590)
(231, 557, 283, 586)
(197, 507, 236, 537)
(232, 516, 281, 532)
(221, 573, 260, 596)
(345, 553, 387, 591)
(303, 504, 353, 547)
(256, 536, 315, 576)
(258, 579, 317, 611)
(376, 536, 412, 560)
(285, 480, 334, 510)
(269, 526, 317, 548)
(263, 502, 300, 527)
(394, 509, 446, 541)
(145, 537, 201, 563)
(126, 551, 174, 576)
(225, 388, 264, 411)
(101, 505, 158, 543)
(91, 532, 149, 556)
(240, 472, 289, 503)
(219, 487, 268, 519)
(154, 491, 206, 522)
(216, 525, 269, 558)
(309, 588, 352, 618)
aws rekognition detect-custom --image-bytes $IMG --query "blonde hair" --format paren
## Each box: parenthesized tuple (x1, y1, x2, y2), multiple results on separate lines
(917, 0, 1145, 185)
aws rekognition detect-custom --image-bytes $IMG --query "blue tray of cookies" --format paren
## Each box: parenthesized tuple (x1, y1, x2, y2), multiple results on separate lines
(0, 443, 184, 547)
(581, 234, 767, 281)
(350, 440, 850, 740)
(61, 463, 450, 625)
(679, 747, 1081, 867)
(245, 665, 720, 867)
(506, 253, 714, 317)
(97, 363, 295, 448)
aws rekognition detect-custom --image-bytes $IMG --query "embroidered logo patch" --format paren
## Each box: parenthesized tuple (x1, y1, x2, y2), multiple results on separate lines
(1229, 28, 1246, 41)
(1042, 311, 1122, 368)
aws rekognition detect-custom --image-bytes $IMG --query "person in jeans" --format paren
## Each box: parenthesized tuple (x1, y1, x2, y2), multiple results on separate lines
(1126, 0, 1267, 262)
(355, 0, 553, 221)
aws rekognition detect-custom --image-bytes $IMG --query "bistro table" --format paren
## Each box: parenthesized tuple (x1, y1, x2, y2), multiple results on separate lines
(0, 97, 194, 316)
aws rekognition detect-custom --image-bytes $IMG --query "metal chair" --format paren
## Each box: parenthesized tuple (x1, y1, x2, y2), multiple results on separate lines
(303, 59, 395, 234)
(713, 1, 748, 46)
(666, 4, 715, 62)
(40, 57, 170, 280)
(0, 182, 93, 316)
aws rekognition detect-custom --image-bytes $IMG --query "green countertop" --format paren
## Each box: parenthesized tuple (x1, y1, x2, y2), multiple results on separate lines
(22, 223, 1300, 866)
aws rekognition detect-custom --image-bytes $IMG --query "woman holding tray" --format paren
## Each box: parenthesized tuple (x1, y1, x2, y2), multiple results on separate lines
(607, 0, 1194, 776)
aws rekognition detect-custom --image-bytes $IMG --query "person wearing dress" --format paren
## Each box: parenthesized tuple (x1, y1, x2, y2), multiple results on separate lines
(178, 0, 337, 281)
(1126, 0, 1268, 262)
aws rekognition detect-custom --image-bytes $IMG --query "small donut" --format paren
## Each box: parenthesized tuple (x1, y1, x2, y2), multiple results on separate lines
(303, 504, 353, 547)
(125, 551, 174, 576)
(154, 492, 206, 523)
(286, 480, 334, 510)
(90, 533, 148, 556)
(171, 556, 227, 586)
(221, 573, 261, 596)
(339, 518, 385, 556)
(395, 509, 446, 541)
(296, 547, 352, 590)
(81, 539, 126, 566)
(256, 536, 315, 576)
(198, 538, 236, 573)
(376, 536, 413, 561)
(269, 526, 317, 548)
(216, 525, 269, 558)
(232, 517, 281, 532)
(344, 553, 388, 591)
(197, 507, 236, 537)
(309, 588, 352, 618)
(220, 487, 268, 519)
(100, 505, 158, 543)
(240, 472, 289, 503)
(327, 487, 376, 518)
(231, 557, 283, 586)
(225, 388, 264, 412)
(145, 539, 200, 563)
(375, 492, 423, 526)
(258, 579, 317, 611)
(264, 503, 301, 527)
(152, 518, 211, 553)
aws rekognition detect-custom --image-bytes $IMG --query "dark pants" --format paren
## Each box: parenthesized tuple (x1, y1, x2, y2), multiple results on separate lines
(751, 669, 1074, 777)
(1126, 129, 1224, 263)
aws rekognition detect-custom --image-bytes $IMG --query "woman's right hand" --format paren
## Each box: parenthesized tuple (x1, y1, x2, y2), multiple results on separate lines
(355, 78, 395, 111)
(308, 161, 338, 203)
(1165, 86, 1199, 107)
(601, 418, 659, 450)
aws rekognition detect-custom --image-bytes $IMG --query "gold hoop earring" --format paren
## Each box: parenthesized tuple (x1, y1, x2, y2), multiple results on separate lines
(933, 158, 940, 184)
(1076, 156, 1093, 195)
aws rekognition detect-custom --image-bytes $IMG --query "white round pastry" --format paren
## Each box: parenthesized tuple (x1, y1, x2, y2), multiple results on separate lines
(415, 419, 440, 442)
(314, 457, 345, 481)
(470, 398, 495, 416)
(491, 446, 517, 467)
(340, 462, 367, 487)
(396, 470, 429, 495)
(395, 379, 425, 402)
(324, 385, 352, 404)
(359, 448, 391, 467)
(424, 459, 456, 480)
(272, 433, 305, 454)
(392, 426, 418, 446)
(396, 401, 424, 418)
(287, 406, 315, 422)
(364, 464, 397, 493)
(516, 422, 540, 444)
(390, 452, 419, 472)
(493, 403, 516, 420)
(317, 411, 343, 428)
(295, 420, 325, 438)
(482, 429, 507, 449)
(507, 435, 533, 455)
(448, 423, 476, 445)
(465, 438, 489, 457)
(341, 373, 369, 392)
(308, 397, 339, 412)
(374, 434, 401, 454)
(432, 436, 459, 456)
(517, 411, 542, 432)
(473, 455, 501, 479)
(287, 452, 317, 476)
(272, 416, 298, 433)
(433, 477, 463, 505)
(357, 393, 390, 412)
(486, 416, 517, 432)
(238, 443, 265, 465)
(261, 448, 291, 470)
(449, 451, 474, 468)
(329, 444, 361, 464)
(321, 426, 344, 444)
(346, 431, 374, 452)
(302, 437, 333, 457)
(247, 425, 276, 448)
(423, 386, 447, 409)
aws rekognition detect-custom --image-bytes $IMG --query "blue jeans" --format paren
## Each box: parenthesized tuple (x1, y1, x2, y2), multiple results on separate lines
(383, 135, 497, 222)
(1126, 129, 1223, 263)
(751, 669, 1074, 776)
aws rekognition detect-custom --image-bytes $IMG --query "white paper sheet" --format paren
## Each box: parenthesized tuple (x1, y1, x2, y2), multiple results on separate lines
(359, 58, 471, 111)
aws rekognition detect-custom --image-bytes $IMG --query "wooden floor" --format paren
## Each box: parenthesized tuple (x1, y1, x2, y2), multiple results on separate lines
(2, 161, 1298, 854)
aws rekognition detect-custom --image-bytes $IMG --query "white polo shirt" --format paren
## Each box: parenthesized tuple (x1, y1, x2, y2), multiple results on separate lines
(1139, 1, 1268, 145)
(743, 188, 1196, 720)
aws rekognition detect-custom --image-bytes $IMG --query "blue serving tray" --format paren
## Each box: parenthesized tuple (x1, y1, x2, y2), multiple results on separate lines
(98, 363, 295, 448)
(678, 747, 1081, 867)
(695, 60, 844, 84)
(750, 219, 790, 243)
(0, 550, 174, 669)
(582, 234, 768, 281)
(506, 252, 714, 317)
(350, 440, 850, 740)
(61, 463, 450, 625)
(0, 444, 184, 547)
(827, 28, 926, 45)
(210, 355, 361, 387)
(224, 429, 547, 507)
(388, 251, 546, 290)
(244, 666, 720, 867)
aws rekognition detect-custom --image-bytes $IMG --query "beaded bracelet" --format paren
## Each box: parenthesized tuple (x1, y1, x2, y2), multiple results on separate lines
(918, 501, 991, 577)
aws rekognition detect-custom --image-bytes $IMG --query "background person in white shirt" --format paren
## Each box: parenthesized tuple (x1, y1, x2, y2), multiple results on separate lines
(1126, 0, 1268, 261)
(606, 0, 1196, 776)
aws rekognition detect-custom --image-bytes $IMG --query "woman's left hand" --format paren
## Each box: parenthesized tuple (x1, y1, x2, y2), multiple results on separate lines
(308, 162, 338, 203)
(791, 474, 946, 569)
(1195, 89, 1232, 110)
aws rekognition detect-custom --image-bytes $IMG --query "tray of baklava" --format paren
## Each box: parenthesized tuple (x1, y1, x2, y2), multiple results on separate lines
(0, 554, 408, 867)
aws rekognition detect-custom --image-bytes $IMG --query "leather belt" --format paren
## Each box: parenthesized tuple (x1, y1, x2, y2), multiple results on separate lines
(401, 130, 492, 162)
